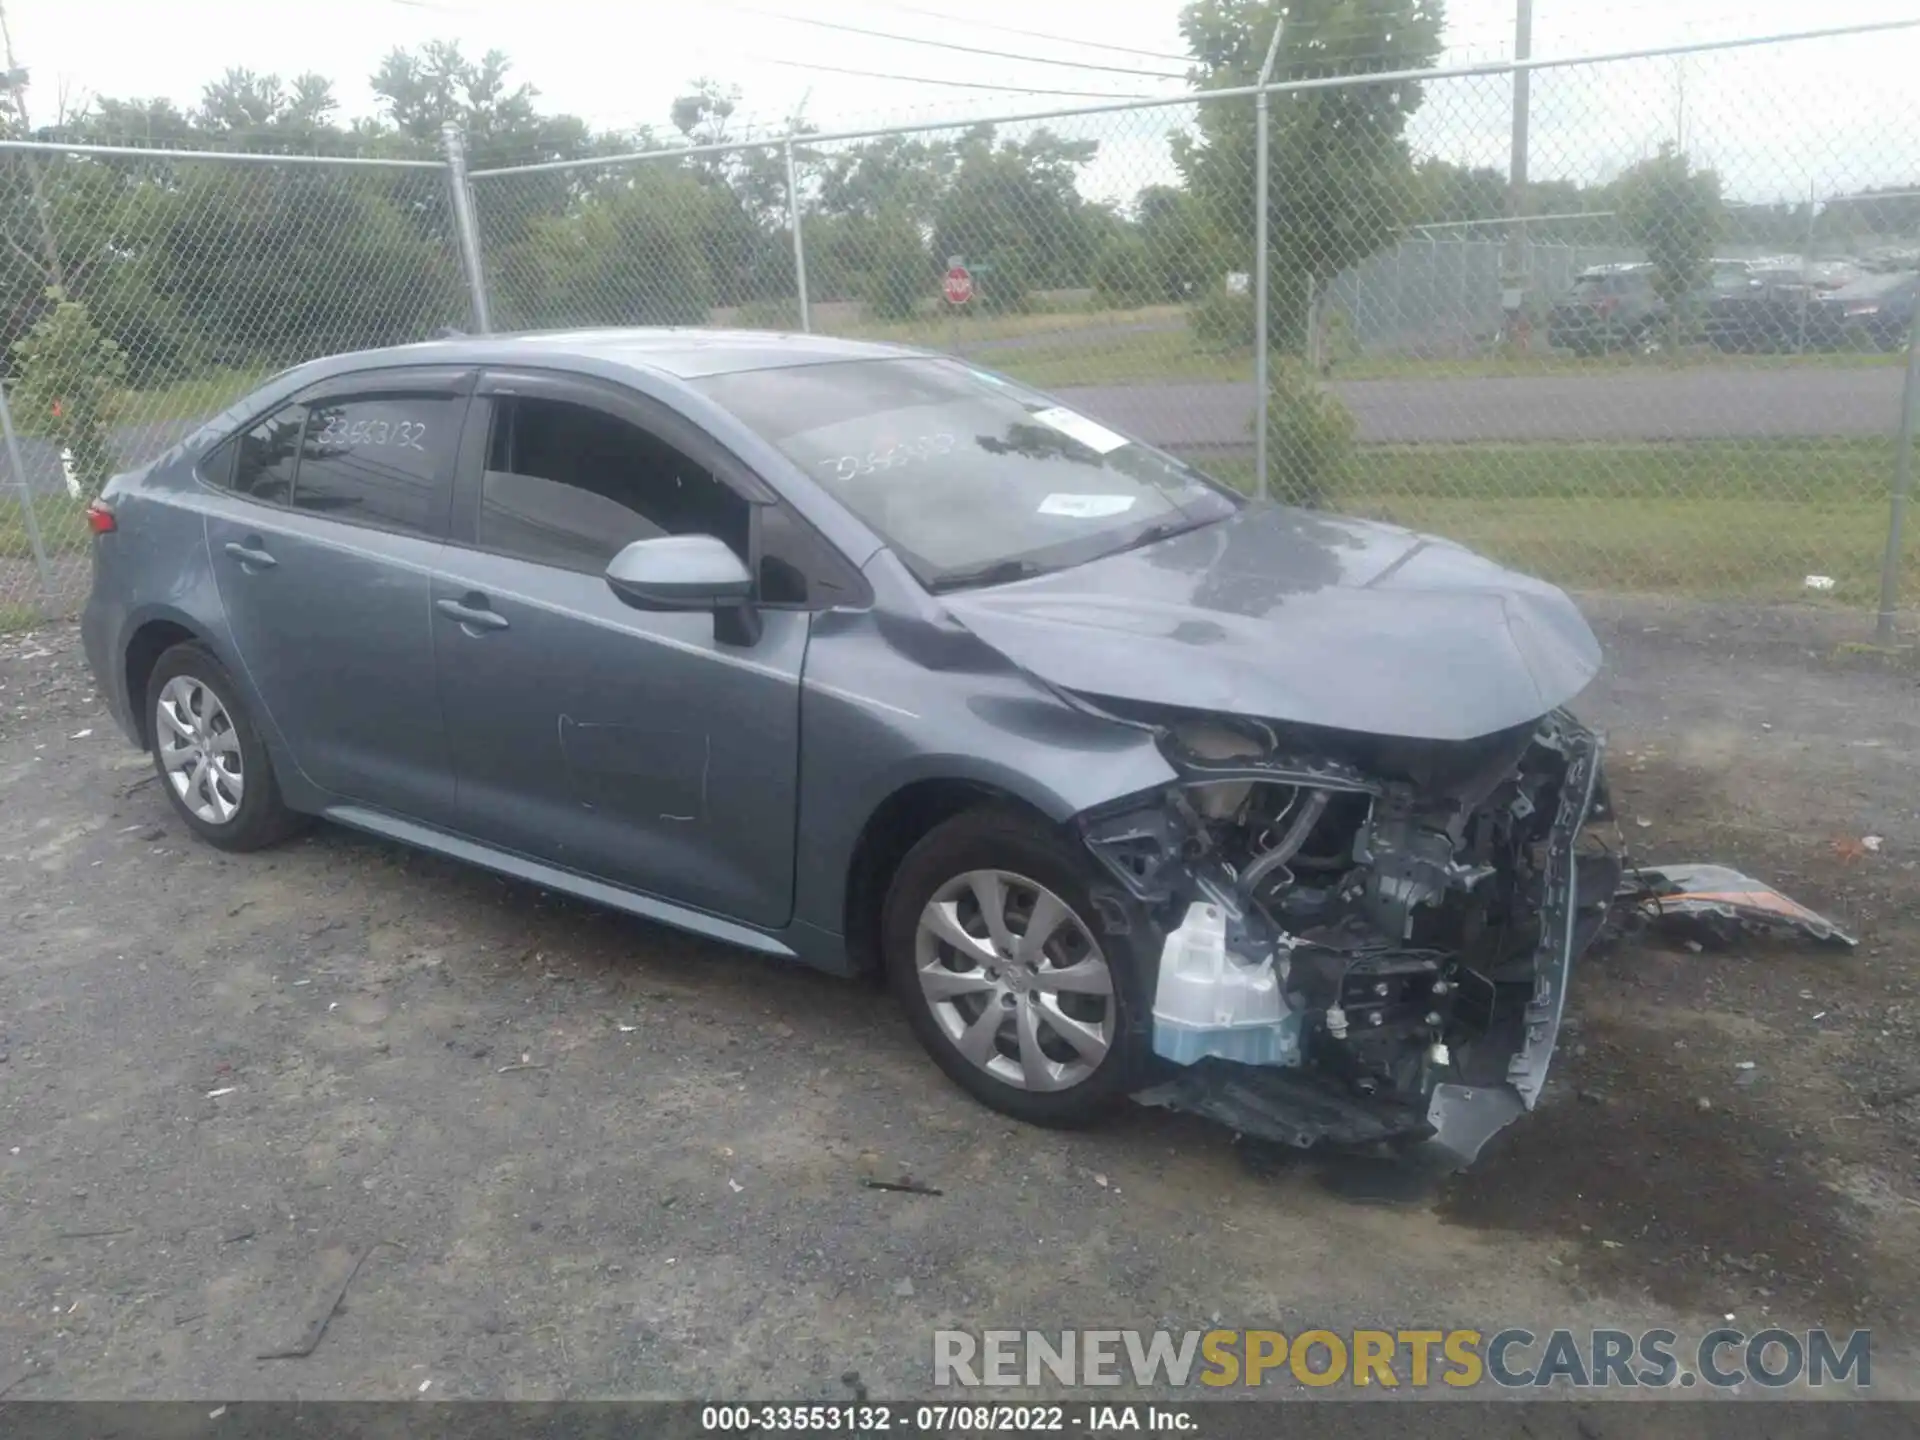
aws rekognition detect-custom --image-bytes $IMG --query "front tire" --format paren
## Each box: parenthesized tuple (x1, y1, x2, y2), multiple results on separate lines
(882, 805, 1157, 1127)
(146, 642, 304, 852)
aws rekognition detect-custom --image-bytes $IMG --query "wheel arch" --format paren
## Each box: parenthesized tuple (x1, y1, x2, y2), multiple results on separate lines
(122, 610, 223, 748)
(841, 775, 1065, 979)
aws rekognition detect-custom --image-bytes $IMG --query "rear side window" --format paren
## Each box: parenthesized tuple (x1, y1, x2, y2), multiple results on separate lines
(232, 408, 303, 503)
(294, 396, 459, 535)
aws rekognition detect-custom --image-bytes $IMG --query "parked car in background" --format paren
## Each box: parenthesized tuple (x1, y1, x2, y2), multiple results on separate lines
(1807, 270, 1919, 350)
(79, 329, 1611, 1167)
(1703, 259, 1857, 352)
(1547, 263, 1667, 355)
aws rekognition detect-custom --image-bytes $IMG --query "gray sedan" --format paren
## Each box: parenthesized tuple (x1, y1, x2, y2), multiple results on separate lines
(81, 329, 1611, 1164)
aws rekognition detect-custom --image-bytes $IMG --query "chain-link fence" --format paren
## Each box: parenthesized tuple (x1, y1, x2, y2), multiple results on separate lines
(6, 20, 1919, 636)
(0, 143, 467, 622)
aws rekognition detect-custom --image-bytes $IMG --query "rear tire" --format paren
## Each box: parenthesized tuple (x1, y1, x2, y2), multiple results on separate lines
(146, 642, 305, 852)
(882, 805, 1159, 1128)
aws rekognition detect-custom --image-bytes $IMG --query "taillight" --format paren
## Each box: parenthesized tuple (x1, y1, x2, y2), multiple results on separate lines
(85, 498, 115, 534)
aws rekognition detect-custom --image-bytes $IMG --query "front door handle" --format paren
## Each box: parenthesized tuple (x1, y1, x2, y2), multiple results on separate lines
(435, 596, 510, 633)
(222, 540, 277, 570)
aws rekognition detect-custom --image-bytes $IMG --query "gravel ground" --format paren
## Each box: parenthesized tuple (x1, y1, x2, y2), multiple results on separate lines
(1, 602, 1917, 1403)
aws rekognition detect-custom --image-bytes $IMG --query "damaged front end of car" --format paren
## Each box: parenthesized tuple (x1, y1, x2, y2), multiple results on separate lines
(1078, 708, 1617, 1169)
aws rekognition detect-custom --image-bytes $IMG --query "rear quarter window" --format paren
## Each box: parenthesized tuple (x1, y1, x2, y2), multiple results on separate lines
(232, 409, 303, 503)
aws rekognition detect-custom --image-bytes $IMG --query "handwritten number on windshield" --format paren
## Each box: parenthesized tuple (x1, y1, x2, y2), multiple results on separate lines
(816, 433, 956, 482)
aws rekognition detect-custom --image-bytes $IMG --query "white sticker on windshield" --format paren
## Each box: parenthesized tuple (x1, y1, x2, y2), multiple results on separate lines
(1038, 493, 1137, 518)
(1031, 405, 1130, 455)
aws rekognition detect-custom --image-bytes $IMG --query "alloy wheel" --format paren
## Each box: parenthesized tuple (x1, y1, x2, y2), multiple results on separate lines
(914, 868, 1116, 1092)
(155, 674, 244, 825)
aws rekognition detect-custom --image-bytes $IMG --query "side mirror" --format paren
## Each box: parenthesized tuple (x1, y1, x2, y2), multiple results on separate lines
(605, 534, 752, 611)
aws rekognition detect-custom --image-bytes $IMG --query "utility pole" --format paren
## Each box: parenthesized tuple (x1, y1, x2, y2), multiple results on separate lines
(1674, 57, 1688, 150)
(0, 0, 62, 289)
(1252, 11, 1288, 502)
(1501, 0, 1533, 348)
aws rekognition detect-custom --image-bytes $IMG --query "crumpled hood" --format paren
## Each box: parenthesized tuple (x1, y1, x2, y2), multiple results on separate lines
(939, 504, 1602, 742)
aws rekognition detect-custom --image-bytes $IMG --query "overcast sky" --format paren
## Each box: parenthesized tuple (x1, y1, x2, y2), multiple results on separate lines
(11, 0, 1920, 202)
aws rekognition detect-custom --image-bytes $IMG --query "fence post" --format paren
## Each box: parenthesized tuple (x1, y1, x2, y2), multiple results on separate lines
(1252, 17, 1288, 504)
(1874, 290, 1920, 645)
(785, 137, 811, 333)
(1796, 180, 1818, 356)
(0, 380, 56, 614)
(440, 124, 493, 334)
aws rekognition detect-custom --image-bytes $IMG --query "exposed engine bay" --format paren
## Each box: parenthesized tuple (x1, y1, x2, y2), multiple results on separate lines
(1077, 706, 1616, 1168)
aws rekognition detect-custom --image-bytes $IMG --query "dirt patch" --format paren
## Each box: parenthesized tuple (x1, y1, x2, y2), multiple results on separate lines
(1440, 700, 1920, 1331)
(1443, 998, 1876, 1323)
(6, 608, 1920, 1398)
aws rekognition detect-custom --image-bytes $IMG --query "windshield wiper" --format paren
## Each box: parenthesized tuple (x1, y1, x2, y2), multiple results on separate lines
(1112, 513, 1215, 555)
(926, 557, 1052, 593)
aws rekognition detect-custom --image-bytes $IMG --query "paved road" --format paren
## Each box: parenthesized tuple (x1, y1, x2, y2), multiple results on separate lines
(8, 417, 200, 498)
(1060, 365, 1909, 450)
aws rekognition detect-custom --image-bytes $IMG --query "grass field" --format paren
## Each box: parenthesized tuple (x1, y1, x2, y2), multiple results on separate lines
(1197, 439, 1904, 606)
(0, 490, 89, 562)
(105, 307, 1906, 417)
(7, 440, 1904, 614)
(120, 368, 262, 425)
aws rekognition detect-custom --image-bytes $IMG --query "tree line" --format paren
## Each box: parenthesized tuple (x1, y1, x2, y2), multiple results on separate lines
(3, 0, 1900, 497)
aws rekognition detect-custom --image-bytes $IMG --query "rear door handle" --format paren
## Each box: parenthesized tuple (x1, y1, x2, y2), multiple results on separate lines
(435, 596, 510, 632)
(222, 540, 277, 570)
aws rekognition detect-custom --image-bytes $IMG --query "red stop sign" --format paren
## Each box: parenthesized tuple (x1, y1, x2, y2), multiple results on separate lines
(943, 266, 973, 306)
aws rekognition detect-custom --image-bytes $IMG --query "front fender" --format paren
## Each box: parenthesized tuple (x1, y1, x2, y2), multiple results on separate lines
(791, 611, 1176, 939)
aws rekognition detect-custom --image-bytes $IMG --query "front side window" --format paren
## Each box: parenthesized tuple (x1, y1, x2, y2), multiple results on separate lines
(294, 396, 458, 534)
(694, 358, 1236, 590)
(475, 396, 750, 574)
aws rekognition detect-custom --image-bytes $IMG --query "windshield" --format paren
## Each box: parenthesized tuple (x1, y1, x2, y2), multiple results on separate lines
(696, 357, 1238, 589)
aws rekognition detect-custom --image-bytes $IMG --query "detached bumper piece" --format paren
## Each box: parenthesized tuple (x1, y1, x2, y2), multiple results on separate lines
(1113, 713, 1612, 1171)
(1624, 863, 1857, 949)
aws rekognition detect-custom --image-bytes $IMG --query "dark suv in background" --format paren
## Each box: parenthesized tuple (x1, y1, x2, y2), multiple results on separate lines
(1546, 264, 1666, 355)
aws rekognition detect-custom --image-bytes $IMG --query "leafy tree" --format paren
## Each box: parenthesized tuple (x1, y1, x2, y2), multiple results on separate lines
(815, 134, 957, 225)
(1615, 144, 1722, 350)
(1260, 355, 1354, 507)
(371, 42, 539, 157)
(863, 209, 931, 320)
(13, 289, 127, 497)
(931, 126, 1100, 311)
(668, 79, 804, 308)
(197, 69, 341, 151)
(497, 166, 714, 328)
(1136, 184, 1211, 300)
(1091, 233, 1157, 309)
(1176, 0, 1444, 348)
(143, 164, 460, 367)
(1409, 158, 1506, 225)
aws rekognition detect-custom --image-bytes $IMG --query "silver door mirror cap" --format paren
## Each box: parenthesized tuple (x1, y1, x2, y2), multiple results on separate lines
(604, 534, 752, 611)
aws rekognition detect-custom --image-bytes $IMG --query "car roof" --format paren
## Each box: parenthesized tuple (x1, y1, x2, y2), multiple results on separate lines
(1830, 270, 1917, 298)
(310, 327, 928, 382)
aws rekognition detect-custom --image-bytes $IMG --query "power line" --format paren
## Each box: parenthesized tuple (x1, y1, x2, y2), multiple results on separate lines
(728, 5, 1191, 79)
(860, 1, 1195, 65)
(747, 55, 1165, 100)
